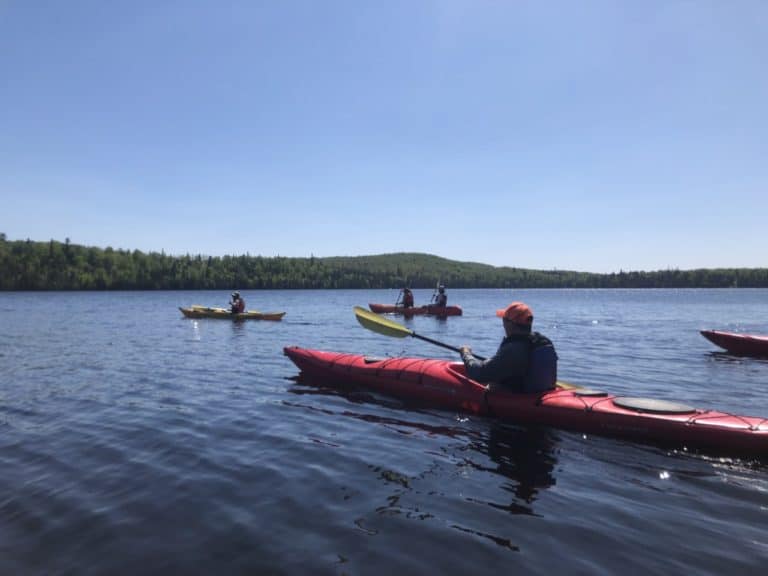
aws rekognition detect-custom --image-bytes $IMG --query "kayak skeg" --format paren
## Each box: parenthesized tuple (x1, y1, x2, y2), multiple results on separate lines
(180, 306, 285, 321)
(368, 303, 463, 317)
(283, 346, 768, 457)
(700, 330, 768, 357)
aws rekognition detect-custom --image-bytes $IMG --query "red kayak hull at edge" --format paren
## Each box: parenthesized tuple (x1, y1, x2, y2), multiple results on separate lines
(368, 303, 463, 316)
(701, 330, 768, 357)
(283, 346, 768, 457)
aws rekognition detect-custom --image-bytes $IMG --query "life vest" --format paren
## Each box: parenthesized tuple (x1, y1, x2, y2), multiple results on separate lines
(523, 332, 557, 392)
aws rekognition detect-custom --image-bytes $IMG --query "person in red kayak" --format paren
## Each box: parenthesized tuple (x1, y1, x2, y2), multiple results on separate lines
(459, 301, 557, 392)
(229, 291, 246, 314)
(432, 285, 447, 307)
(399, 287, 414, 308)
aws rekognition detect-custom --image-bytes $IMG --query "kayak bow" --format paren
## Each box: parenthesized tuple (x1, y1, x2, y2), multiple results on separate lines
(700, 330, 768, 357)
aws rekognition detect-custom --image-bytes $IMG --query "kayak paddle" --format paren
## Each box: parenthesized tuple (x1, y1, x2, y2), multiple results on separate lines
(353, 306, 486, 360)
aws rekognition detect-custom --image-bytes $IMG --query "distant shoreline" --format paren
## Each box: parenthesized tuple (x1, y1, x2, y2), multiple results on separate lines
(1, 237, 766, 290)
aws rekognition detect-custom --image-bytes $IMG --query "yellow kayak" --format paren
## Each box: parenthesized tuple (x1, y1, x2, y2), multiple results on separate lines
(179, 305, 285, 321)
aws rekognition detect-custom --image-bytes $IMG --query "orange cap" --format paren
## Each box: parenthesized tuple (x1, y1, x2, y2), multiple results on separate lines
(496, 301, 533, 324)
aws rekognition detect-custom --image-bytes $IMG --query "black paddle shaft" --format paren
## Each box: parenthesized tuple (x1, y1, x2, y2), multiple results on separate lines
(412, 332, 487, 361)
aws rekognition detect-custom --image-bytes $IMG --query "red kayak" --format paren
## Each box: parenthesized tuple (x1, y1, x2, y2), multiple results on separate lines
(368, 303, 463, 316)
(701, 330, 768, 357)
(284, 346, 768, 456)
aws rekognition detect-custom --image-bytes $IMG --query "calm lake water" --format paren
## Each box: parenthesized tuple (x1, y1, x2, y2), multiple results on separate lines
(1, 289, 767, 575)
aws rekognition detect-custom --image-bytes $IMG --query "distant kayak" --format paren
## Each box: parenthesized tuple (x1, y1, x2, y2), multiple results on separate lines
(368, 303, 463, 317)
(700, 330, 768, 357)
(284, 346, 768, 457)
(180, 305, 285, 321)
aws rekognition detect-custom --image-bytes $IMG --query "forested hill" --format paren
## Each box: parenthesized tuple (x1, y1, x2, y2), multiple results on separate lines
(1, 236, 767, 290)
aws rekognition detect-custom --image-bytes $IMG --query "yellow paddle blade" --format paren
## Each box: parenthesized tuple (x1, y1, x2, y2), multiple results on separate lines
(353, 306, 414, 339)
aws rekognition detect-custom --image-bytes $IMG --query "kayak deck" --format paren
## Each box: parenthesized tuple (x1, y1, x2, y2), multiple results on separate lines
(180, 306, 285, 321)
(284, 346, 768, 457)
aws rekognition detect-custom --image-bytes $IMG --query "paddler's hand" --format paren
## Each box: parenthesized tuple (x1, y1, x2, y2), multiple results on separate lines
(459, 346, 472, 357)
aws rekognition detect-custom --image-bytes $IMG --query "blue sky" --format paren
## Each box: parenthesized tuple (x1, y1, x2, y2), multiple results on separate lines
(1, 1, 766, 273)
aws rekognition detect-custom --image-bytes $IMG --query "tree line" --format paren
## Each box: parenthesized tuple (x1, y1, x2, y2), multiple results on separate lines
(1, 235, 767, 290)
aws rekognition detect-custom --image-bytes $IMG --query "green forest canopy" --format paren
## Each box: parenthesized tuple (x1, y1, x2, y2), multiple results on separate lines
(1, 234, 766, 290)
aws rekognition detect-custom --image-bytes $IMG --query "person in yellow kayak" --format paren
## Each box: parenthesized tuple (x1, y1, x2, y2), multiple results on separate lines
(459, 301, 557, 392)
(229, 291, 246, 314)
(398, 287, 414, 309)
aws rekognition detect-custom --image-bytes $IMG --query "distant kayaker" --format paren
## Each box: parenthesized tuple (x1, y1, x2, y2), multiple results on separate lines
(399, 287, 414, 308)
(459, 301, 557, 392)
(230, 291, 246, 314)
(432, 285, 447, 307)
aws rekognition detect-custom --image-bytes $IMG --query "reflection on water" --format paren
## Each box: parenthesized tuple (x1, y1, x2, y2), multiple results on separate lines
(482, 423, 558, 504)
(286, 374, 469, 437)
(707, 351, 768, 364)
(459, 422, 559, 517)
(288, 373, 560, 517)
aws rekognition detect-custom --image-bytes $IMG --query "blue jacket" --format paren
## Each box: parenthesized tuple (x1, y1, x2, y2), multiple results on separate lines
(461, 332, 557, 392)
